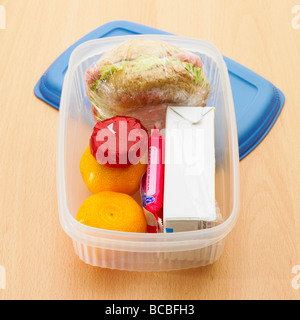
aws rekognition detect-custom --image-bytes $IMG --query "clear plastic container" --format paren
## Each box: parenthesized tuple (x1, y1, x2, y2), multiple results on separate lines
(57, 35, 240, 272)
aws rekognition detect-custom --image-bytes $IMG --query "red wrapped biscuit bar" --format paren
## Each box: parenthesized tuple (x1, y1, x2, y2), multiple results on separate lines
(141, 128, 165, 233)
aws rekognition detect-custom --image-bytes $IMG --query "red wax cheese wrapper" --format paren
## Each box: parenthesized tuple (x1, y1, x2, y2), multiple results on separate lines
(90, 116, 148, 168)
(141, 128, 165, 233)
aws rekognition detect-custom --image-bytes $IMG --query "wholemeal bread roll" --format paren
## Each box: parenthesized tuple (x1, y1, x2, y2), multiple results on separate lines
(85, 39, 210, 129)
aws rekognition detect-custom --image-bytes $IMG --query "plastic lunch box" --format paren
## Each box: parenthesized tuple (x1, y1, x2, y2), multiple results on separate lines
(57, 35, 240, 272)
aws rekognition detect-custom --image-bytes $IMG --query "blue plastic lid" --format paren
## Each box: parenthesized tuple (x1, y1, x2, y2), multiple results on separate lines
(34, 20, 285, 160)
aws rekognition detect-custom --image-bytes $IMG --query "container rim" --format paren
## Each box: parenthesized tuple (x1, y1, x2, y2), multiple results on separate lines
(57, 34, 240, 252)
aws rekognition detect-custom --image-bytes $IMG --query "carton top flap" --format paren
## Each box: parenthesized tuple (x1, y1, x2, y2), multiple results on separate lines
(168, 106, 214, 125)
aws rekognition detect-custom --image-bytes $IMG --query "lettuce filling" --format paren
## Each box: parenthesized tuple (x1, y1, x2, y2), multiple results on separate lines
(91, 56, 204, 91)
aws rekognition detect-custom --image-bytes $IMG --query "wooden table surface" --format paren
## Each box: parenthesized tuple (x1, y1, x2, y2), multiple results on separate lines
(0, 0, 300, 300)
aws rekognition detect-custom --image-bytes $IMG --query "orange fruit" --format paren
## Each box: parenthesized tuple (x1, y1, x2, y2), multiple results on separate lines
(76, 191, 147, 233)
(80, 147, 146, 195)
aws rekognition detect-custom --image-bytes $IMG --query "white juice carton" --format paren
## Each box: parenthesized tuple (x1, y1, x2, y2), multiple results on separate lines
(163, 106, 216, 233)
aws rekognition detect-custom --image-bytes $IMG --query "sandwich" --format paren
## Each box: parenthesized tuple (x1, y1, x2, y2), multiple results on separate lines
(85, 39, 210, 129)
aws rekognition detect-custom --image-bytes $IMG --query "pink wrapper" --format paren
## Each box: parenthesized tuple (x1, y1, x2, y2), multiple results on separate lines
(141, 128, 165, 233)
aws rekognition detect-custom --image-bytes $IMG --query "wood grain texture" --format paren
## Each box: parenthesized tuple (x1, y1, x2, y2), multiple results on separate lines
(0, 0, 300, 300)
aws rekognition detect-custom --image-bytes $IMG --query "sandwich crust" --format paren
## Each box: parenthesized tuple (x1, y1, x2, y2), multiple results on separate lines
(98, 39, 185, 66)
